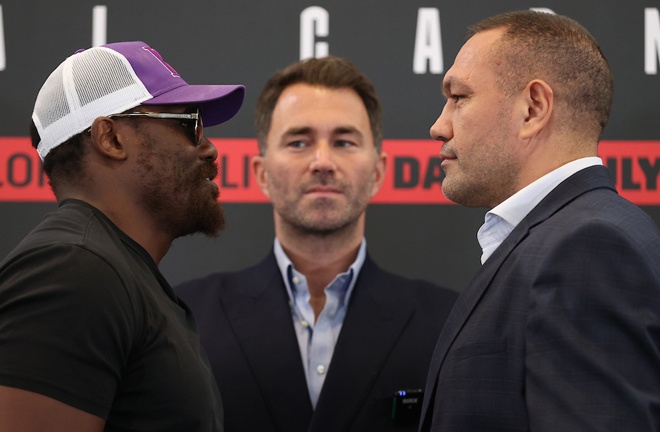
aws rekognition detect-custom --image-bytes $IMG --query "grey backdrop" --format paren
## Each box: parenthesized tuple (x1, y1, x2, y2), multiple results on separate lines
(1, 0, 658, 291)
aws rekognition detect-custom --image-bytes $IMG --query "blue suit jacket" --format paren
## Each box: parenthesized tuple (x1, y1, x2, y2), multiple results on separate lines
(419, 166, 660, 431)
(175, 253, 457, 432)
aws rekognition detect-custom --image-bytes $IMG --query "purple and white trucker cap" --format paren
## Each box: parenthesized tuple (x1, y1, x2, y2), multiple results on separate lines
(32, 41, 245, 160)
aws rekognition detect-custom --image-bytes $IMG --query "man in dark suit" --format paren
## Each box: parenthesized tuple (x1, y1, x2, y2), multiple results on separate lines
(420, 10, 660, 431)
(175, 56, 458, 431)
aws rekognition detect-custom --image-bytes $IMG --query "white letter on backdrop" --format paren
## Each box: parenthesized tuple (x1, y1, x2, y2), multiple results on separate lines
(530, 8, 555, 14)
(300, 6, 329, 60)
(645, 8, 660, 74)
(92, 5, 107, 47)
(0, 5, 5, 71)
(413, 8, 443, 74)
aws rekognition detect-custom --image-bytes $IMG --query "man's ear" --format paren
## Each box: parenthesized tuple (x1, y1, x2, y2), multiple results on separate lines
(371, 151, 388, 198)
(519, 79, 553, 140)
(251, 153, 270, 199)
(88, 117, 128, 161)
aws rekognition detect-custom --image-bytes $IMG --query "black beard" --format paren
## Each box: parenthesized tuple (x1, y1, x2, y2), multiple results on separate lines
(138, 153, 226, 239)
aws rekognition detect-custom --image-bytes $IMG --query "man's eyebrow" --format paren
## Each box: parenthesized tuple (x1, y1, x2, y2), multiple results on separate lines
(334, 126, 363, 137)
(283, 126, 363, 136)
(283, 126, 313, 136)
(442, 76, 456, 95)
(442, 76, 471, 98)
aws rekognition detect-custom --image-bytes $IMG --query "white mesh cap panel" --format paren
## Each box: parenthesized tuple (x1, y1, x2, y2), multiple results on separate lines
(34, 66, 70, 129)
(32, 47, 154, 160)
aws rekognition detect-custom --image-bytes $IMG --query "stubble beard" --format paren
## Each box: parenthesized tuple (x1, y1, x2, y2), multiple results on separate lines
(441, 119, 519, 208)
(293, 198, 359, 236)
(442, 152, 519, 209)
(275, 187, 369, 238)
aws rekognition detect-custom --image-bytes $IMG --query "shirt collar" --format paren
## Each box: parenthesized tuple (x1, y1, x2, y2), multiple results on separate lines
(477, 157, 602, 263)
(273, 237, 367, 306)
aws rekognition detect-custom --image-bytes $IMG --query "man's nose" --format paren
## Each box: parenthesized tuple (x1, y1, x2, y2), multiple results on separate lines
(310, 141, 336, 173)
(430, 105, 452, 143)
(199, 136, 218, 162)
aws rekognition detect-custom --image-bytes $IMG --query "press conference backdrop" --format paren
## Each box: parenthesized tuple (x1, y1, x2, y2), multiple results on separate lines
(1, 0, 659, 291)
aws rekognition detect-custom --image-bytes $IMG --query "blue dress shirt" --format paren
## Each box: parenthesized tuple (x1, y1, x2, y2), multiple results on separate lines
(273, 237, 366, 408)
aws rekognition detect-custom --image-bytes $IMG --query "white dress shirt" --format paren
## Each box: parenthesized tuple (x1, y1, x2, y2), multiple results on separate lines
(477, 157, 603, 264)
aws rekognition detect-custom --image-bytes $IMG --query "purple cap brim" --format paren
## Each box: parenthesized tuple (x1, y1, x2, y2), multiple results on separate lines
(102, 41, 245, 127)
(143, 84, 245, 127)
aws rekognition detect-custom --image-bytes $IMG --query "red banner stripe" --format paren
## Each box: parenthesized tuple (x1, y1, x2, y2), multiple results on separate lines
(0, 138, 658, 205)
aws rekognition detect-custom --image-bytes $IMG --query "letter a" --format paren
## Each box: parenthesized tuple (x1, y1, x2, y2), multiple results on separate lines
(413, 8, 443, 74)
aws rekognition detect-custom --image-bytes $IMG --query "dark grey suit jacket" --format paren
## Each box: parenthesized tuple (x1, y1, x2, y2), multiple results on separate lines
(419, 166, 660, 431)
(175, 252, 457, 432)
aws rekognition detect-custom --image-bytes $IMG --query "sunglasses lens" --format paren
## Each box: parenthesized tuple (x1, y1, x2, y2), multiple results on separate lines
(196, 115, 204, 144)
(180, 113, 202, 145)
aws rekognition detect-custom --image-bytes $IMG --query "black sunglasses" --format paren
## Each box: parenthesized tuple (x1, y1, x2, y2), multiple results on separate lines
(107, 108, 204, 145)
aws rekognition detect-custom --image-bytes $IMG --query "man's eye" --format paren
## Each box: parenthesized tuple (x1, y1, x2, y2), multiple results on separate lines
(335, 140, 354, 147)
(288, 140, 306, 148)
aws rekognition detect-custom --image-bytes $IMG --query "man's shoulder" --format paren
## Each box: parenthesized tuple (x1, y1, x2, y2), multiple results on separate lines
(545, 183, 660, 242)
(360, 255, 459, 304)
(2, 201, 127, 269)
(174, 253, 278, 297)
(363, 254, 455, 289)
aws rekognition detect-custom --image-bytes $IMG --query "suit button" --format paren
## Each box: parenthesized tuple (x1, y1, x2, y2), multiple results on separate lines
(316, 365, 326, 374)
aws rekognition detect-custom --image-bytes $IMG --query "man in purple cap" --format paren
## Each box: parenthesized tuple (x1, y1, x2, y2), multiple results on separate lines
(0, 41, 244, 431)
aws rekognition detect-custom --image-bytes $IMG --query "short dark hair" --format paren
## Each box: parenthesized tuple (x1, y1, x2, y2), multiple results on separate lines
(29, 120, 87, 195)
(469, 10, 613, 140)
(254, 56, 383, 154)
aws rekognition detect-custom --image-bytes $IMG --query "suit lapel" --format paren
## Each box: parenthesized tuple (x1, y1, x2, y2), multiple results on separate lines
(419, 217, 527, 427)
(419, 165, 616, 426)
(309, 256, 415, 431)
(222, 252, 313, 431)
